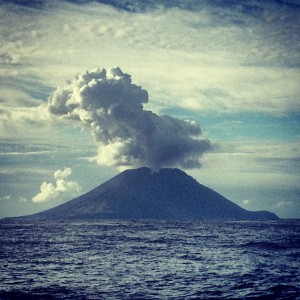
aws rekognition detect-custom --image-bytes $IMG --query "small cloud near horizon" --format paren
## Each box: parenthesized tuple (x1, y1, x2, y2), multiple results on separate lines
(0, 195, 12, 201)
(32, 167, 82, 203)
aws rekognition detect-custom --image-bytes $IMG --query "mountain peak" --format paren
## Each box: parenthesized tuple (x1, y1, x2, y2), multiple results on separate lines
(26, 167, 278, 220)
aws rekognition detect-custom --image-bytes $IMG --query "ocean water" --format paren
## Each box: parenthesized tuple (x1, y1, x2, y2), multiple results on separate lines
(0, 220, 299, 300)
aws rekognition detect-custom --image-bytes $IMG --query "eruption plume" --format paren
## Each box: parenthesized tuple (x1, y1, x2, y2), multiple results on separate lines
(48, 67, 211, 170)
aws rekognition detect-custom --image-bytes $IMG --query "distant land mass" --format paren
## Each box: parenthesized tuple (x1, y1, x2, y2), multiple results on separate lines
(14, 167, 278, 221)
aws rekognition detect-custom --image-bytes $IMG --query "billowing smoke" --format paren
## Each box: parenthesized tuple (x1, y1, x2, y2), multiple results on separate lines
(48, 67, 211, 170)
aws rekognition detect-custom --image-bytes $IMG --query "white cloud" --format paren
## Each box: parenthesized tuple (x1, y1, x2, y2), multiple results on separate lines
(32, 167, 82, 203)
(19, 197, 28, 202)
(0, 195, 11, 201)
(0, 103, 73, 141)
(0, 88, 42, 107)
(54, 167, 72, 180)
(274, 201, 294, 209)
(242, 199, 251, 206)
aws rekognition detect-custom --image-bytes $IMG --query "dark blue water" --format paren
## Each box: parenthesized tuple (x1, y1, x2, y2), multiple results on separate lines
(0, 220, 299, 299)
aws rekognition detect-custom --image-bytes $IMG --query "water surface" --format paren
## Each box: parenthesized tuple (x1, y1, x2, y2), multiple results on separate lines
(0, 220, 299, 299)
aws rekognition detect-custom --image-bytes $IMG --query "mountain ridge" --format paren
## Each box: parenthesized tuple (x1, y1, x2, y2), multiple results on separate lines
(14, 167, 279, 220)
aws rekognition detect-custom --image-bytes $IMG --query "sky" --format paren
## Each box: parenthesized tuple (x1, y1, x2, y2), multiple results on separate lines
(0, 0, 299, 219)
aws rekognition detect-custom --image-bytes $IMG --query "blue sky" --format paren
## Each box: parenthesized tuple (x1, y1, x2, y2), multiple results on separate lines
(0, 0, 299, 218)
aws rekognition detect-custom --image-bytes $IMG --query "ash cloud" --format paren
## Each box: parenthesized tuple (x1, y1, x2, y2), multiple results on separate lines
(48, 67, 211, 170)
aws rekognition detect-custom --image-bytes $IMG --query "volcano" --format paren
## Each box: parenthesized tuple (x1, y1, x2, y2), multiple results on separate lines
(26, 167, 278, 220)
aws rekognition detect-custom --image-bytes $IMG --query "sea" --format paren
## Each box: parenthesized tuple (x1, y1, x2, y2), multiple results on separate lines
(0, 219, 299, 300)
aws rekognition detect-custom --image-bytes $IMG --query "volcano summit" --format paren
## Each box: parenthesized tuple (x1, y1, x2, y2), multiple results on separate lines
(23, 168, 278, 220)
